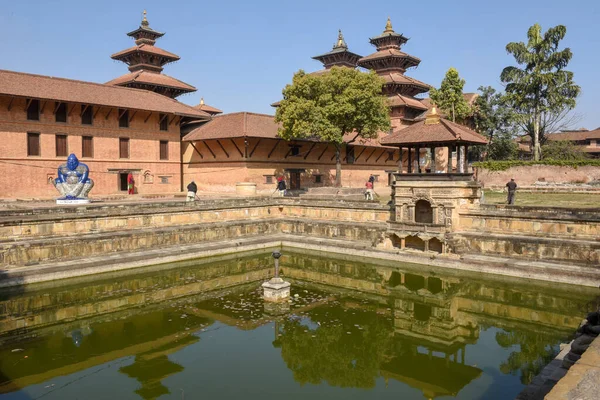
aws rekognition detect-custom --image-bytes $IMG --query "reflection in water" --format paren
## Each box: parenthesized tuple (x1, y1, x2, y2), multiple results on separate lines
(0, 250, 597, 399)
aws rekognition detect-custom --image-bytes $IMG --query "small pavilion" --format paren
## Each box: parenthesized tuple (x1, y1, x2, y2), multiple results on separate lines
(380, 109, 488, 254)
(381, 107, 488, 176)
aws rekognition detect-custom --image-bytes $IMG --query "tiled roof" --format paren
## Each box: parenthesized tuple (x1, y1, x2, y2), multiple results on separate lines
(381, 117, 488, 146)
(358, 48, 420, 64)
(381, 73, 431, 89)
(106, 70, 196, 92)
(183, 112, 395, 148)
(111, 44, 180, 61)
(0, 69, 209, 118)
(388, 94, 428, 110)
(547, 130, 600, 141)
(194, 102, 223, 115)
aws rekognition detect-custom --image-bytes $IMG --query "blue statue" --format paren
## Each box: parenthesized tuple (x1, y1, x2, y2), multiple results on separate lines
(53, 153, 94, 199)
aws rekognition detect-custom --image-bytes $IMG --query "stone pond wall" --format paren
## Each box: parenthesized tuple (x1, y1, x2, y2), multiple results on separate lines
(1, 197, 599, 286)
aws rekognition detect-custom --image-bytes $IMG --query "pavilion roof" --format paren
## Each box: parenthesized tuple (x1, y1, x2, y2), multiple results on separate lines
(106, 70, 197, 93)
(193, 98, 223, 115)
(0, 69, 209, 119)
(111, 44, 180, 61)
(183, 112, 396, 149)
(381, 110, 488, 146)
(380, 72, 431, 90)
(387, 94, 428, 110)
(358, 48, 420, 65)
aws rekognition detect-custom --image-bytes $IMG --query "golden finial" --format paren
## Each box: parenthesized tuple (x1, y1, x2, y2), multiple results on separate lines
(384, 17, 394, 34)
(333, 29, 347, 49)
(425, 106, 441, 125)
(200, 98, 205, 106)
(141, 10, 149, 26)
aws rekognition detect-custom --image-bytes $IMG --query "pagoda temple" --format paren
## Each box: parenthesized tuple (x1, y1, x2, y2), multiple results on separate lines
(312, 30, 362, 70)
(357, 18, 430, 130)
(107, 11, 196, 98)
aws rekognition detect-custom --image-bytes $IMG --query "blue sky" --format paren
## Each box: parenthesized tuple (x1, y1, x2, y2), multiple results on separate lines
(1, 0, 598, 129)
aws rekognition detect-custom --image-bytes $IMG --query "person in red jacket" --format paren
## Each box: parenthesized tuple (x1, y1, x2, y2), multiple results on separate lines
(127, 173, 135, 195)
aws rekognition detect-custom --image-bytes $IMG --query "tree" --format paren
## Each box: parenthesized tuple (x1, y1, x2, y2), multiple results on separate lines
(541, 140, 588, 160)
(500, 24, 581, 161)
(275, 67, 390, 187)
(429, 68, 471, 123)
(471, 86, 519, 160)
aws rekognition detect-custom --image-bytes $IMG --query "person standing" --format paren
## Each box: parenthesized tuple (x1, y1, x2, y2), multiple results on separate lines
(127, 173, 135, 195)
(506, 178, 517, 205)
(187, 180, 198, 202)
(276, 176, 287, 197)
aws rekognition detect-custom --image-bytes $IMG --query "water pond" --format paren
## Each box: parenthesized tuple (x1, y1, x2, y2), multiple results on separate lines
(0, 250, 597, 399)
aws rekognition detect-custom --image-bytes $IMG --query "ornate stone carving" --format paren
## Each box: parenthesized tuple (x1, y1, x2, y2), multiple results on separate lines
(53, 154, 94, 200)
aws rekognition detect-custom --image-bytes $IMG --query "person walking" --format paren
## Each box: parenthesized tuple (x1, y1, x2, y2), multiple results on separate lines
(365, 179, 374, 201)
(187, 180, 198, 202)
(127, 173, 135, 195)
(506, 178, 517, 205)
(276, 176, 287, 197)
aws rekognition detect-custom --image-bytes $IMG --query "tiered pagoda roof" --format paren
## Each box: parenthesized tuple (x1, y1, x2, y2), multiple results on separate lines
(107, 11, 196, 99)
(193, 98, 223, 115)
(312, 30, 362, 70)
(358, 18, 430, 119)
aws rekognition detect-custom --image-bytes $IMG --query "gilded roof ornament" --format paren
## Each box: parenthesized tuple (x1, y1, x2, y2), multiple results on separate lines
(384, 17, 394, 34)
(333, 29, 348, 49)
(200, 97, 205, 105)
(141, 10, 149, 27)
(425, 106, 441, 125)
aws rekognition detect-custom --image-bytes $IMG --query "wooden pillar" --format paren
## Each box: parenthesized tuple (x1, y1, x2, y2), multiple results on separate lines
(416, 146, 421, 173)
(398, 147, 403, 172)
(431, 147, 436, 173)
(447, 145, 453, 173)
(407, 147, 413, 173)
(457, 146, 463, 173)
(463, 145, 469, 172)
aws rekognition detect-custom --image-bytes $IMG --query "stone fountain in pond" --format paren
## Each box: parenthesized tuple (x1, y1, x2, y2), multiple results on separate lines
(262, 251, 290, 303)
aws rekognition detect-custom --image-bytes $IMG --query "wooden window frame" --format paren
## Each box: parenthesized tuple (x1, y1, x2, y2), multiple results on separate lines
(55, 102, 67, 123)
(119, 137, 130, 159)
(264, 175, 274, 184)
(119, 109, 129, 128)
(27, 99, 40, 121)
(82, 136, 94, 158)
(81, 105, 94, 125)
(55, 134, 68, 157)
(159, 140, 169, 160)
(27, 132, 41, 156)
(159, 113, 168, 131)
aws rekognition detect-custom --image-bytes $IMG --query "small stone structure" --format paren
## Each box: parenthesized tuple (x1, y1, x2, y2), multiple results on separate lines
(389, 173, 481, 254)
(262, 251, 291, 302)
(53, 154, 94, 204)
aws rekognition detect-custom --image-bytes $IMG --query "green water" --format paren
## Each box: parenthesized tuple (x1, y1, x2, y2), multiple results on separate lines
(0, 250, 597, 400)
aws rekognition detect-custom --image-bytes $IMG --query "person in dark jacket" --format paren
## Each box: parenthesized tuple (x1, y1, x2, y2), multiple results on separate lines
(187, 181, 198, 202)
(506, 178, 517, 205)
(276, 177, 287, 197)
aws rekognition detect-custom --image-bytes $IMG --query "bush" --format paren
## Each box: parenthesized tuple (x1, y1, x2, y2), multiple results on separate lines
(541, 140, 589, 160)
(472, 159, 600, 171)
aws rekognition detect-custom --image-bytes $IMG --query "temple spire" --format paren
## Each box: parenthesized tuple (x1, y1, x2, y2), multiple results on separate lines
(384, 17, 394, 34)
(141, 10, 149, 28)
(333, 29, 348, 49)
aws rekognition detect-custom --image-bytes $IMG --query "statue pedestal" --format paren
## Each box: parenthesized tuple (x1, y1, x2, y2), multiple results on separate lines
(56, 199, 91, 205)
(262, 278, 291, 303)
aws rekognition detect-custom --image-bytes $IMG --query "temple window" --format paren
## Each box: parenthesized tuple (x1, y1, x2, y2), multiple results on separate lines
(346, 146, 355, 164)
(119, 109, 129, 128)
(81, 105, 93, 125)
(415, 200, 433, 224)
(55, 135, 68, 157)
(26, 99, 40, 121)
(314, 174, 322, 184)
(159, 176, 170, 184)
(82, 136, 93, 158)
(27, 132, 40, 156)
(119, 138, 130, 159)
(387, 151, 394, 161)
(160, 140, 169, 160)
(55, 102, 67, 123)
(159, 114, 168, 131)
(264, 175, 274, 184)
(290, 146, 301, 157)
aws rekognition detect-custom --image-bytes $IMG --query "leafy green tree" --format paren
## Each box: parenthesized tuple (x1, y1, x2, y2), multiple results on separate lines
(429, 68, 471, 123)
(500, 24, 581, 161)
(471, 86, 518, 161)
(275, 67, 390, 187)
(541, 140, 588, 160)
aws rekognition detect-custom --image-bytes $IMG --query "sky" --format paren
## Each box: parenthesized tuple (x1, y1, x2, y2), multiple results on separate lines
(0, 0, 599, 129)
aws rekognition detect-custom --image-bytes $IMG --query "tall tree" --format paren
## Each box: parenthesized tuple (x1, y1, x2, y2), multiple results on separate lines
(275, 67, 390, 186)
(472, 86, 519, 160)
(429, 67, 471, 123)
(500, 24, 581, 160)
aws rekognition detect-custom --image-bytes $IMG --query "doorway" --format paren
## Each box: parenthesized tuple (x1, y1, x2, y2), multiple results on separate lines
(289, 171, 301, 190)
(119, 173, 128, 191)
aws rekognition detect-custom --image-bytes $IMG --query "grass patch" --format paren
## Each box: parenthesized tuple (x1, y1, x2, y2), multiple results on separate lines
(483, 190, 600, 208)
